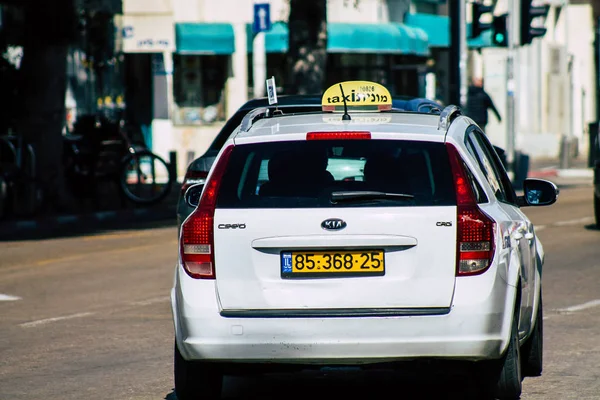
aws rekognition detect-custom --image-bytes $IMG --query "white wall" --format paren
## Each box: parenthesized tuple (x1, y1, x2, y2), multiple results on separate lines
(327, 0, 388, 23)
(124, 0, 173, 14)
(481, 3, 596, 160)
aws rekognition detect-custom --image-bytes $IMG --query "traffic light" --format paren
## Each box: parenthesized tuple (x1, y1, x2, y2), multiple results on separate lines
(520, 0, 550, 45)
(470, 2, 494, 39)
(491, 14, 508, 47)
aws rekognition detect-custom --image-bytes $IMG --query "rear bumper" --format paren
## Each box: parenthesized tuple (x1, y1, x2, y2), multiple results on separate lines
(172, 264, 516, 364)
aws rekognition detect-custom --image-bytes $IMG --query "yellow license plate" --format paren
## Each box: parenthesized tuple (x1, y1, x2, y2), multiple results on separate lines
(281, 250, 385, 278)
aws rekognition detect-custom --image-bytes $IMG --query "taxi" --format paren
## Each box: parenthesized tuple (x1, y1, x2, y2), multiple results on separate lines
(171, 81, 558, 400)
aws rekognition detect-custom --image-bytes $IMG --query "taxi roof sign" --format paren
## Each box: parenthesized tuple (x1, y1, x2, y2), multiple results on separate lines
(322, 81, 392, 112)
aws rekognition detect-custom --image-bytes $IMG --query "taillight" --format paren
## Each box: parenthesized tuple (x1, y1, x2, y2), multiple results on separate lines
(446, 143, 495, 276)
(180, 145, 234, 279)
(306, 131, 371, 140)
(180, 170, 209, 197)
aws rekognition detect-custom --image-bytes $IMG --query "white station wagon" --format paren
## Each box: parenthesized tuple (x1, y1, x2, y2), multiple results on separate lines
(171, 81, 558, 400)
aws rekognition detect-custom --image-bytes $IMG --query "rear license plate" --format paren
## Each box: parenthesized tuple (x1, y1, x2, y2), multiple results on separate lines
(281, 250, 385, 278)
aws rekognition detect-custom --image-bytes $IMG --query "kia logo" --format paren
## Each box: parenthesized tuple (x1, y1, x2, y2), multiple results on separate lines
(321, 218, 347, 231)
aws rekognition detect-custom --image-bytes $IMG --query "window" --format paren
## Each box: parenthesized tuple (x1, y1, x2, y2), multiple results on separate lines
(465, 129, 517, 204)
(173, 54, 229, 125)
(217, 140, 456, 209)
(325, 54, 390, 89)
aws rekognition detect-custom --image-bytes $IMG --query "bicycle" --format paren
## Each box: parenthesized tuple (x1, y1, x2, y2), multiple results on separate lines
(0, 134, 44, 219)
(64, 115, 174, 207)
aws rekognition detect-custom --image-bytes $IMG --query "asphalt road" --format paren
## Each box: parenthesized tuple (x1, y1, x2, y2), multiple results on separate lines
(1, 185, 599, 400)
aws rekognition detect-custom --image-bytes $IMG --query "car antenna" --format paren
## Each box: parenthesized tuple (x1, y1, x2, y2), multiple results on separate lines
(339, 84, 351, 121)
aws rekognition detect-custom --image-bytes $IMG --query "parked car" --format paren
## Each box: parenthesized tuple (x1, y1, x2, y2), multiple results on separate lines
(172, 81, 558, 400)
(176, 95, 443, 228)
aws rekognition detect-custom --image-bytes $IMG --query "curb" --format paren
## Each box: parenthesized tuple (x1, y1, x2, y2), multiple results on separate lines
(0, 205, 176, 240)
(528, 168, 593, 179)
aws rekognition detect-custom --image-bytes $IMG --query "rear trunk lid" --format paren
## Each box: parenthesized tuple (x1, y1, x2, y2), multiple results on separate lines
(214, 207, 456, 311)
(212, 138, 458, 312)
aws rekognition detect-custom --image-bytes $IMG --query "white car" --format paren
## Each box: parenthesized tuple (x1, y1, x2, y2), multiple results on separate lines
(171, 81, 558, 400)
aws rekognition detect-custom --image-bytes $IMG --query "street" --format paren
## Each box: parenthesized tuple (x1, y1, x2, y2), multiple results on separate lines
(1, 185, 599, 400)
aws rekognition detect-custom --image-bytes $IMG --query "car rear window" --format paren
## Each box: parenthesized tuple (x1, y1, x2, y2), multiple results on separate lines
(217, 140, 456, 208)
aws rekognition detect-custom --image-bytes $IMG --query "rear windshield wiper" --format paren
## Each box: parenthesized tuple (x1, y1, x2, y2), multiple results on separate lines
(331, 191, 414, 203)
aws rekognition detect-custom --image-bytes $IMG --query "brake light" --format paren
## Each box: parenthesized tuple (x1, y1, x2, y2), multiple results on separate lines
(180, 145, 234, 279)
(306, 131, 371, 140)
(180, 170, 209, 196)
(446, 143, 495, 276)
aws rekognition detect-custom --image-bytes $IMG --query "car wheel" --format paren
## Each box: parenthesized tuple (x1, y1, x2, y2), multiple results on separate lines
(174, 341, 223, 400)
(594, 192, 600, 227)
(478, 313, 523, 400)
(521, 292, 543, 377)
(494, 316, 523, 399)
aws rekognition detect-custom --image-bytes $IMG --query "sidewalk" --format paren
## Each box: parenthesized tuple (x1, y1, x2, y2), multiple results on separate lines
(0, 183, 180, 241)
(527, 156, 593, 188)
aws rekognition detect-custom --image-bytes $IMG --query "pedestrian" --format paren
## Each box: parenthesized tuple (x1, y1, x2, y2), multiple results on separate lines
(466, 76, 502, 131)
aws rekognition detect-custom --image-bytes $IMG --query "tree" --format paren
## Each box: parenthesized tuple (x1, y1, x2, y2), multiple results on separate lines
(6, 0, 78, 212)
(287, 0, 328, 95)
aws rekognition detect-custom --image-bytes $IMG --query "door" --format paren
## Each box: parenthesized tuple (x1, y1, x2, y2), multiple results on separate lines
(465, 129, 535, 334)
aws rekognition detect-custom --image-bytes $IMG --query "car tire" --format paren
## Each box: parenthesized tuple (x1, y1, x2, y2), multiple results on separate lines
(494, 316, 523, 399)
(521, 293, 543, 377)
(174, 341, 223, 400)
(478, 313, 523, 400)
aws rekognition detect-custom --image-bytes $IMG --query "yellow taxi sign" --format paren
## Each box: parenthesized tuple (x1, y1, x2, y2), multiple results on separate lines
(322, 81, 392, 112)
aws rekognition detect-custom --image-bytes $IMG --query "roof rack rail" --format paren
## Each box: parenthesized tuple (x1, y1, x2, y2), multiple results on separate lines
(240, 107, 270, 132)
(437, 105, 462, 131)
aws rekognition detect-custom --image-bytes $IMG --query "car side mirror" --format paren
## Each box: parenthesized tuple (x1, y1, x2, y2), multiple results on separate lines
(517, 178, 559, 207)
(184, 183, 205, 208)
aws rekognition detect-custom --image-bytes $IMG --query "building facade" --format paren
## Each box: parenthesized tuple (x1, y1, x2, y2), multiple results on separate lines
(111, 0, 597, 178)
(117, 0, 439, 178)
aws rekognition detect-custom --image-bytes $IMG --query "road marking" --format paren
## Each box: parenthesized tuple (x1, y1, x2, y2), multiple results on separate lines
(556, 299, 600, 314)
(533, 217, 594, 232)
(35, 254, 85, 266)
(554, 217, 595, 226)
(0, 294, 21, 301)
(82, 230, 157, 241)
(129, 296, 170, 306)
(33, 243, 175, 267)
(19, 312, 94, 328)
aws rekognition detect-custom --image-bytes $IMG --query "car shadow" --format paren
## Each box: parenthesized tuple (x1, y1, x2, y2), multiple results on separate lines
(165, 365, 498, 400)
(584, 223, 599, 231)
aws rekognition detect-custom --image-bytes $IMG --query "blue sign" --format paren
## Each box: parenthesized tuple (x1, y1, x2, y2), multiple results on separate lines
(122, 26, 134, 39)
(253, 3, 271, 33)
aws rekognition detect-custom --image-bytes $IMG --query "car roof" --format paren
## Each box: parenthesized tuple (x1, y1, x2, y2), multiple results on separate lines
(233, 111, 446, 145)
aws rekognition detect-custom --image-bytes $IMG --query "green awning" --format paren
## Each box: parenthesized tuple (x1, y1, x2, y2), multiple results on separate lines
(247, 21, 289, 53)
(395, 24, 430, 56)
(404, 13, 493, 48)
(328, 22, 412, 54)
(246, 22, 429, 56)
(175, 23, 235, 55)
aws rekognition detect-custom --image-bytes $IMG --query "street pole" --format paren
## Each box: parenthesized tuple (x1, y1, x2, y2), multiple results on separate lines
(459, 0, 468, 108)
(253, 32, 266, 98)
(449, 0, 466, 107)
(506, 0, 518, 175)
